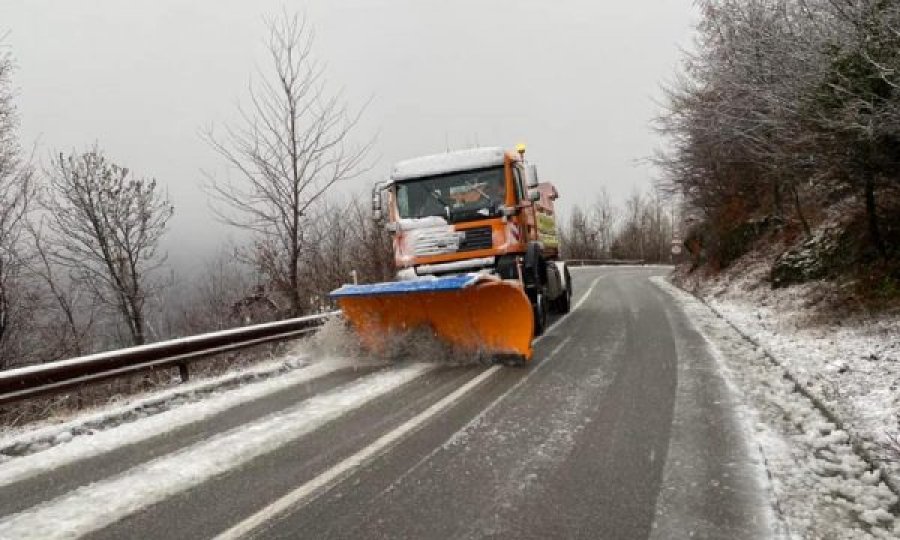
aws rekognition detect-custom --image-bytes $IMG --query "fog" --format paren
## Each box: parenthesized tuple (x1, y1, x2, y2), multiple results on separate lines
(0, 0, 697, 274)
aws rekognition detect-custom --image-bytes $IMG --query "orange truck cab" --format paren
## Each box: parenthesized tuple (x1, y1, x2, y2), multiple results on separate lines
(372, 145, 572, 334)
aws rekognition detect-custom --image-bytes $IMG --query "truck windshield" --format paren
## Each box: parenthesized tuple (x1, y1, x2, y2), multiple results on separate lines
(395, 166, 506, 222)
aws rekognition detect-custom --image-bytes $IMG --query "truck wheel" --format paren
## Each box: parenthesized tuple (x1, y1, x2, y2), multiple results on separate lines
(552, 269, 572, 314)
(523, 243, 544, 295)
(495, 255, 518, 280)
(495, 353, 528, 367)
(533, 291, 549, 336)
(552, 288, 571, 314)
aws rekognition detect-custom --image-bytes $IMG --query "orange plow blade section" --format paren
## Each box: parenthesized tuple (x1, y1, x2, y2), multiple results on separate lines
(330, 275, 534, 361)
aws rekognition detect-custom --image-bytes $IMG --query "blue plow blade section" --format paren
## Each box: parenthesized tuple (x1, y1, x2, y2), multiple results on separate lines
(329, 273, 483, 298)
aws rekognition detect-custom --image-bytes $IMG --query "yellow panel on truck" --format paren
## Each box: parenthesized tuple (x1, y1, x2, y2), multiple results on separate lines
(535, 183, 560, 251)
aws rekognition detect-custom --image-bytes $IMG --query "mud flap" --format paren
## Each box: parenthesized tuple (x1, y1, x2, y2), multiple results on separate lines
(329, 274, 534, 361)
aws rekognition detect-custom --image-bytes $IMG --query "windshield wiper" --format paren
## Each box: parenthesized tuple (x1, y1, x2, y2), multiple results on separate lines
(428, 190, 451, 208)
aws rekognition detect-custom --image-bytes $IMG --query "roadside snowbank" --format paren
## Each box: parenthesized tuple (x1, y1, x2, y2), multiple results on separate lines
(678, 261, 900, 487)
(653, 276, 899, 538)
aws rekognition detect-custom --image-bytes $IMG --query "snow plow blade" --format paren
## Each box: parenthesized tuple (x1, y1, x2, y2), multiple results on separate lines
(329, 274, 534, 361)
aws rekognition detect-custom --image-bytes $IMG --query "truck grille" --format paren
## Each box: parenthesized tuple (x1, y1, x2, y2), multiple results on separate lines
(459, 227, 493, 252)
(411, 228, 461, 256)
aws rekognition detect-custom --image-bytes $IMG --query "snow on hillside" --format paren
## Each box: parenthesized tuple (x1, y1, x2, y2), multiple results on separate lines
(676, 259, 900, 487)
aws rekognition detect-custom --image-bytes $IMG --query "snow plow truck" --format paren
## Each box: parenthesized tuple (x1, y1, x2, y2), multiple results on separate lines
(329, 144, 571, 364)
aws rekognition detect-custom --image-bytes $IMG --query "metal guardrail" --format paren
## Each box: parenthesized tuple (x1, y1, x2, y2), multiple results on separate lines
(0, 311, 339, 407)
(565, 259, 646, 266)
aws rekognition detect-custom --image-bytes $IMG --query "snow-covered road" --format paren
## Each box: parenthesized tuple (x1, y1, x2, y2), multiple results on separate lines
(0, 266, 895, 539)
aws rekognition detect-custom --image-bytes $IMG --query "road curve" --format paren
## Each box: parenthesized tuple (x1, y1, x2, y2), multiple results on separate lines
(0, 267, 775, 539)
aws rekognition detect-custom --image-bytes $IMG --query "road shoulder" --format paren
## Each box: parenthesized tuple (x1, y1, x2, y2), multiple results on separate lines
(649, 277, 778, 540)
(652, 276, 899, 539)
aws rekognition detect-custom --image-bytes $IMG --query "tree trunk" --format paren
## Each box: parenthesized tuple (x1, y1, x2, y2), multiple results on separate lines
(289, 243, 302, 317)
(773, 179, 784, 219)
(790, 183, 811, 237)
(864, 173, 887, 259)
(120, 298, 145, 346)
(133, 311, 146, 345)
(0, 276, 7, 364)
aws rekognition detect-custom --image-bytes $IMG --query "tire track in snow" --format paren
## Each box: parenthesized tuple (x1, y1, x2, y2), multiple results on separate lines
(0, 364, 433, 540)
(0, 358, 354, 488)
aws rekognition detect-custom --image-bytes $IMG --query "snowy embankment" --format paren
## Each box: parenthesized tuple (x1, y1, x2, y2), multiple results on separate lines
(654, 277, 898, 538)
(678, 262, 900, 487)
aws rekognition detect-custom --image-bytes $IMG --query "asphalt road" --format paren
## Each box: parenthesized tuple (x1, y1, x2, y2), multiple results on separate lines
(0, 267, 774, 539)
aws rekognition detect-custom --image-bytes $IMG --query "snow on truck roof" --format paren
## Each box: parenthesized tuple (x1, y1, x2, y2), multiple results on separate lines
(390, 147, 509, 182)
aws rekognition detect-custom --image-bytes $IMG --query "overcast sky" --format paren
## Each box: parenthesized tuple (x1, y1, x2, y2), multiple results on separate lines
(1, 0, 697, 273)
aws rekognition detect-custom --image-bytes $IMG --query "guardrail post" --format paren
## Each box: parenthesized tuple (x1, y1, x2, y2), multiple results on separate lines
(178, 362, 189, 383)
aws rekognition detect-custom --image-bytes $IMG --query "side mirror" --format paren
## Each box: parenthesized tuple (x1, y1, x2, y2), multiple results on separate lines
(527, 190, 540, 202)
(385, 222, 399, 234)
(371, 190, 383, 222)
(526, 164, 539, 188)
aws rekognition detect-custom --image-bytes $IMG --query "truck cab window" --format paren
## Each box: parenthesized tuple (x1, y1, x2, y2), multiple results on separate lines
(395, 166, 506, 223)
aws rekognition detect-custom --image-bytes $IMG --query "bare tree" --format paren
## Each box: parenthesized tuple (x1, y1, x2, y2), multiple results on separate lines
(591, 188, 619, 258)
(561, 188, 673, 263)
(162, 247, 260, 335)
(608, 189, 674, 263)
(25, 217, 98, 358)
(345, 197, 393, 284)
(656, 0, 900, 270)
(810, 0, 900, 259)
(44, 148, 173, 346)
(560, 206, 601, 260)
(202, 12, 371, 316)
(0, 41, 36, 368)
(299, 196, 392, 301)
(559, 189, 623, 261)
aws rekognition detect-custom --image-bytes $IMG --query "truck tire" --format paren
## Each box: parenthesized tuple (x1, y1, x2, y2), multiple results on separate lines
(522, 243, 549, 336)
(533, 290, 549, 336)
(551, 267, 572, 314)
(523, 243, 544, 295)
(495, 353, 528, 367)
